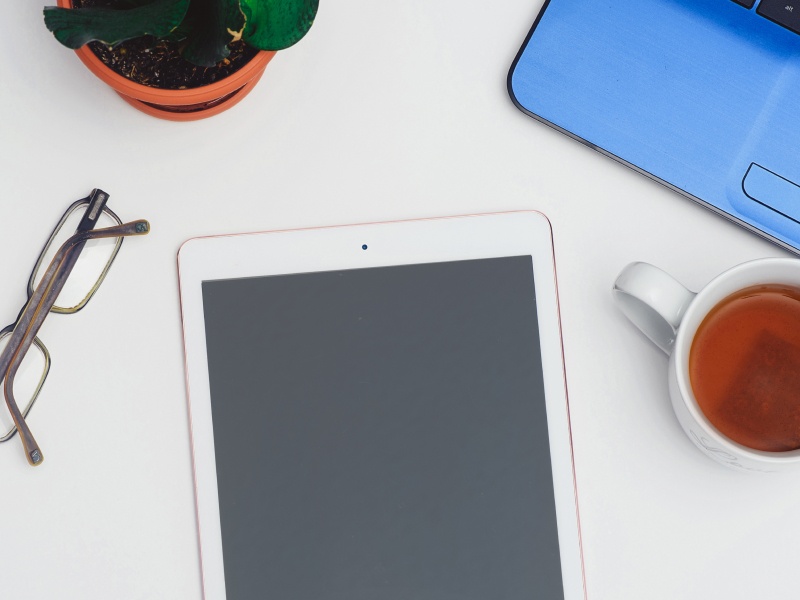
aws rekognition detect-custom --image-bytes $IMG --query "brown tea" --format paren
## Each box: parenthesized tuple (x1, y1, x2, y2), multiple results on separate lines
(689, 284, 800, 452)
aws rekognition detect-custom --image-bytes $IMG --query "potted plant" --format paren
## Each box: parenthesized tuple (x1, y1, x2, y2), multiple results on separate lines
(44, 0, 318, 120)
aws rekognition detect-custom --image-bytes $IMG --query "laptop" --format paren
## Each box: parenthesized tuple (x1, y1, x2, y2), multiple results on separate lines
(509, 0, 800, 253)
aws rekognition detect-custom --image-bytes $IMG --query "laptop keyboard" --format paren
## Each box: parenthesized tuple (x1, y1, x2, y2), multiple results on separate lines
(732, 0, 800, 35)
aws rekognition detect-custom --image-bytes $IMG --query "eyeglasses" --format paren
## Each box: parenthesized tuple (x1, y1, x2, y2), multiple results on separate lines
(0, 189, 150, 466)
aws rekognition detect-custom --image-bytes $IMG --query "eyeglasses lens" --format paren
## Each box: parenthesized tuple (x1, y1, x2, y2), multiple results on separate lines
(30, 205, 122, 313)
(0, 332, 48, 442)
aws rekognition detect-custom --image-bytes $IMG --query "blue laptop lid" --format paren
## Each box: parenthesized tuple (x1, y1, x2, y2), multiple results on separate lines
(509, 0, 800, 252)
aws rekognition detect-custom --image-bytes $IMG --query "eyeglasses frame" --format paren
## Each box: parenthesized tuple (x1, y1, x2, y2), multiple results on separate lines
(28, 197, 124, 315)
(0, 193, 121, 443)
(0, 190, 149, 466)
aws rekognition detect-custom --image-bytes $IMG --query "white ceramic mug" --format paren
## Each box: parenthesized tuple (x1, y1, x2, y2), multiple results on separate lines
(613, 258, 800, 472)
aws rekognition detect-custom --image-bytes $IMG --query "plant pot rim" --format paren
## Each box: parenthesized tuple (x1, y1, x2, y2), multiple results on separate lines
(57, 0, 275, 106)
(119, 65, 266, 121)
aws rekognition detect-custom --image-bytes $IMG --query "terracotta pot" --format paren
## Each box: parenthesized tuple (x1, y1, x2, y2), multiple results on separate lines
(58, 0, 275, 121)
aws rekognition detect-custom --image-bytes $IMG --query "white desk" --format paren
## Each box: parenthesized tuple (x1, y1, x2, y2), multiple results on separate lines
(2, 1, 799, 598)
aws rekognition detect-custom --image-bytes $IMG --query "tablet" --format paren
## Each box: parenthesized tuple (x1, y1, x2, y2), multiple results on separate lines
(178, 211, 584, 600)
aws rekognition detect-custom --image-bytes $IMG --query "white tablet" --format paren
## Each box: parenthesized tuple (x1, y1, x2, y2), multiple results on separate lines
(178, 211, 584, 600)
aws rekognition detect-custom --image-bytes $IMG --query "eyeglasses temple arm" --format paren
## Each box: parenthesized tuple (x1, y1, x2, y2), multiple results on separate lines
(75, 189, 111, 233)
(1, 219, 149, 466)
(2, 234, 92, 464)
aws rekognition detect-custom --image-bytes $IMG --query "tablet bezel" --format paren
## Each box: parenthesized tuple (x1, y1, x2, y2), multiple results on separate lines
(178, 211, 584, 599)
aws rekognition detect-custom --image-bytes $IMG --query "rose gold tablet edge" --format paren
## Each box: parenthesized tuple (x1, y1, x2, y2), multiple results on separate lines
(176, 255, 211, 600)
(543, 216, 588, 600)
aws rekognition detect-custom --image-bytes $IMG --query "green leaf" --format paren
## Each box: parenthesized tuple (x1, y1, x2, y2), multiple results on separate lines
(43, 0, 190, 49)
(180, 0, 245, 67)
(240, 0, 318, 51)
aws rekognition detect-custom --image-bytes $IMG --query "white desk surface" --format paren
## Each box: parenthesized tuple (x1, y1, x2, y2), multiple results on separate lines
(2, 1, 799, 598)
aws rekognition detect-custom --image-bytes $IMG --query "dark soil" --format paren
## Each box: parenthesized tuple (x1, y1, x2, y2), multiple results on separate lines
(72, 0, 259, 90)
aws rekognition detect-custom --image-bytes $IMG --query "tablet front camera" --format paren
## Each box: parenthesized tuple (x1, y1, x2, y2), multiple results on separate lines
(361, 244, 368, 250)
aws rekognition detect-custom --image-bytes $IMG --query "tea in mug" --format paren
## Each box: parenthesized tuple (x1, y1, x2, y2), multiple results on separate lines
(689, 284, 800, 452)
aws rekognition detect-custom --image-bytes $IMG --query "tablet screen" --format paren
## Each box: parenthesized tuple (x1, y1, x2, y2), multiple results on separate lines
(201, 255, 564, 599)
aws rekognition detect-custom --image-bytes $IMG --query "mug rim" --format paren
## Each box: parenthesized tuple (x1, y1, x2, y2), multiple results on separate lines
(673, 257, 800, 463)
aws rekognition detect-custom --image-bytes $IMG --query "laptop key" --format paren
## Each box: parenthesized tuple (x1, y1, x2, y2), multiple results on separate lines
(730, 0, 755, 8)
(758, 0, 800, 34)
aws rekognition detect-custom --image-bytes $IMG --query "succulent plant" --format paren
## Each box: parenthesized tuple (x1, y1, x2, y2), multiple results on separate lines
(43, 0, 318, 68)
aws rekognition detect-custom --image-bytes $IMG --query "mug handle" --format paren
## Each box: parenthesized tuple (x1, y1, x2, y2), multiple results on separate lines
(612, 262, 696, 355)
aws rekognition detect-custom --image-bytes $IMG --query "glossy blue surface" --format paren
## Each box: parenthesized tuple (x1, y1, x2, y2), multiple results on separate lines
(509, 0, 800, 251)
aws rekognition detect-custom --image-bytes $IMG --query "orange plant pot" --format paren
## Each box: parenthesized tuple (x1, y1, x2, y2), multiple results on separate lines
(58, 0, 275, 121)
